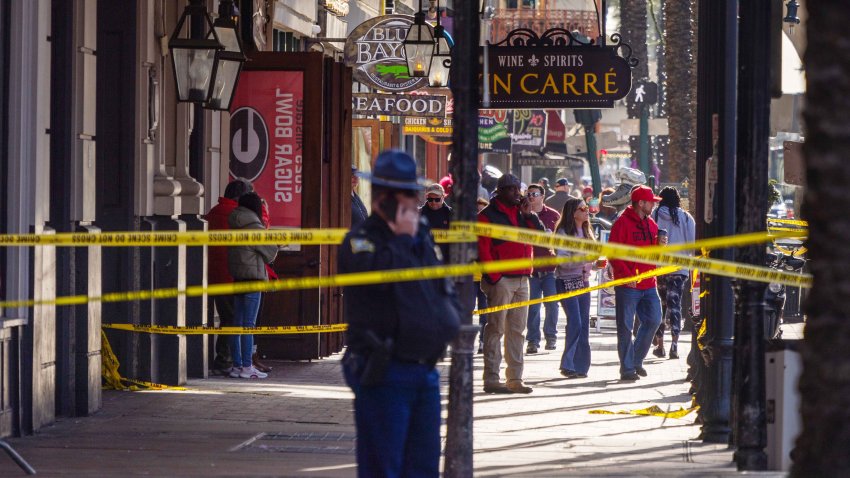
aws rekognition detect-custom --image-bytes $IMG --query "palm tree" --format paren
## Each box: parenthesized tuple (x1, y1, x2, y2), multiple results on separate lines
(791, 2, 850, 475)
(663, 0, 697, 189)
(651, 0, 668, 182)
(620, 0, 649, 171)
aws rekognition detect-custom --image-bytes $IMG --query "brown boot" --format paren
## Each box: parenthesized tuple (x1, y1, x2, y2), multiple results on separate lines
(252, 352, 272, 373)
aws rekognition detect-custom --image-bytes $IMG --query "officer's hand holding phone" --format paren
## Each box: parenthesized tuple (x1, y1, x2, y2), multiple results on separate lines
(383, 193, 419, 237)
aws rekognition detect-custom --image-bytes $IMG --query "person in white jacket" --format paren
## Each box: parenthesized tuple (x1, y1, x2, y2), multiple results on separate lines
(651, 187, 696, 359)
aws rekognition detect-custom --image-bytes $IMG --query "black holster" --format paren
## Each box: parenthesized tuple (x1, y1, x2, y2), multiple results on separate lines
(360, 331, 393, 387)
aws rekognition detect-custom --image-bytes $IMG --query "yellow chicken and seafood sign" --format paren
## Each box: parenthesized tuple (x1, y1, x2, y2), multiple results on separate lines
(482, 45, 633, 109)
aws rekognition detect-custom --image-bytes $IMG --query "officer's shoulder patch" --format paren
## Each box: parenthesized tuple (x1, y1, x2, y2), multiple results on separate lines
(350, 238, 375, 254)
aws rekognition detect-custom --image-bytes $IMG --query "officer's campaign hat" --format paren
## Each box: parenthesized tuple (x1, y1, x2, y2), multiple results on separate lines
(356, 150, 425, 191)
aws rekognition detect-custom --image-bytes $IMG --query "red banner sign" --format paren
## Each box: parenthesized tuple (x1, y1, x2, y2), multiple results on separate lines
(230, 71, 304, 228)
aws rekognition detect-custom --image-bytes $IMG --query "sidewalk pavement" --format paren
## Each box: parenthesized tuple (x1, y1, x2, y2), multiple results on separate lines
(1, 316, 797, 477)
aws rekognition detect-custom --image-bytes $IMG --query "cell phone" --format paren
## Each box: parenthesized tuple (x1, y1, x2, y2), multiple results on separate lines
(379, 194, 399, 221)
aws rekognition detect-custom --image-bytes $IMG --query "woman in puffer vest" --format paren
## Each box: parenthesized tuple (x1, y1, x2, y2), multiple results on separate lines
(227, 192, 279, 379)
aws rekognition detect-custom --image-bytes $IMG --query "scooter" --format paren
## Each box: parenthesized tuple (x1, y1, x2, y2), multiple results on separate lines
(764, 239, 806, 340)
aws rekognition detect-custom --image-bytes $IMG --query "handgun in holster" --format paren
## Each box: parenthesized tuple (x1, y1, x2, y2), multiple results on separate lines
(360, 330, 393, 387)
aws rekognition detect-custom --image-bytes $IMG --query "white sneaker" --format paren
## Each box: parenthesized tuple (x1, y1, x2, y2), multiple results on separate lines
(228, 367, 241, 378)
(238, 366, 267, 379)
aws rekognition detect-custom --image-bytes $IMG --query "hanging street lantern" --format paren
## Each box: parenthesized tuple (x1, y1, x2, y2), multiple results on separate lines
(783, 0, 801, 26)
(429, 5, 452, 87)
(205, 0, 247, 110)
(168, 0, 223, 104)
(403, 0, 435, 78)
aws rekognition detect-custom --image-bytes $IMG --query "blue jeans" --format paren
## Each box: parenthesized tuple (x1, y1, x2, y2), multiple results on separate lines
(475, 281, 488, 343)
(556, 279, 591, 375)
(342, 352, 441, 478)
(230, 292, 262, 367)
(615, 286, 662, 376)
(526, 271, 559, 346)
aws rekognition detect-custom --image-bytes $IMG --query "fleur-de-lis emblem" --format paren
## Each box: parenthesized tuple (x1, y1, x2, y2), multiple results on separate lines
(528, 54, 540, 67)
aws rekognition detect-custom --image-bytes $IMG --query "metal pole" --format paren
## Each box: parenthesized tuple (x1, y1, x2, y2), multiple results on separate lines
(732, 0, 770, 469)
(444, 0, 480, 475)
(586, 128, 601, 195)
(639, 102, 650, 176)
(0, 440, 36, 475)
(699, 0, 737, 444)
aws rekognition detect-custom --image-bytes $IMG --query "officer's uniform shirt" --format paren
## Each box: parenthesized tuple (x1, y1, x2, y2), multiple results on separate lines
(338, 214, 461, 365)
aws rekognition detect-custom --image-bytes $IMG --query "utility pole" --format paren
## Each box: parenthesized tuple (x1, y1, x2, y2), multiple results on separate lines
(732, 0, 771, 469)
(444, 0, 480, 475)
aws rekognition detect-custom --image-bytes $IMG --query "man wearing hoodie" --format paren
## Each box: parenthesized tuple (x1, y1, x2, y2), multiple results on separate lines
(478, 174, 547, 394)
(651, 187, 695, 359)
(608, 185, 664, 381)
(206, 178, 253, 375)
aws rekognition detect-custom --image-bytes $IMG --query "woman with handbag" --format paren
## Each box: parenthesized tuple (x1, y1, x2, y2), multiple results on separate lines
(554, 197, 604, 379)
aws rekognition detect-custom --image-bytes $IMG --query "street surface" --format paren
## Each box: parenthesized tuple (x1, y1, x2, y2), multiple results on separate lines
(1, 311, 801, 476)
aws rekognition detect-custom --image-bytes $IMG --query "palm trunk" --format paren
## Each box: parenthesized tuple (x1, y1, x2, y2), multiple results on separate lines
(792, 2, 850, 475)
(663, 0, 698, 188)
(621, 0, 648, 167)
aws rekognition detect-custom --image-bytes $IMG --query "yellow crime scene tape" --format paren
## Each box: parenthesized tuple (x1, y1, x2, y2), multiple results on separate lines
(589, 404, 698, 419)
(103, 323, 349, 336)
(454, 222, 811, 288)
(475, 265, 679, 316)
(0, 228, 473, 247)
(767, 218, 808, 227)
(0, 225, 811, 311)
(101, 330, 186, 391)
(0, 255, 579, 310)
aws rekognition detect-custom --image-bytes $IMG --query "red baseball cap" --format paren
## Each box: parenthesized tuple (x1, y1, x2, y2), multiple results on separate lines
(631, 185, 662, 202)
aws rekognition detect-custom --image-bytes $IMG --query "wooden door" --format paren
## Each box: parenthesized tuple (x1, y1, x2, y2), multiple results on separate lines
(242, 52, 325, 360)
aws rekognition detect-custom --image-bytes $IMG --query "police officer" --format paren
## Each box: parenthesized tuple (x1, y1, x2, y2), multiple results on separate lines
(339, 150, 461, 478)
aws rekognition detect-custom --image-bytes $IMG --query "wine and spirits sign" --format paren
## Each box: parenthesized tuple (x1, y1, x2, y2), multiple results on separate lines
(482, 30, 636, 109)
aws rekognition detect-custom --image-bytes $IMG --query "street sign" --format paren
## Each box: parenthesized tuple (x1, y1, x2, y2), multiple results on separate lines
(480, 29, 637, 109)
(479, 109, 513, 153)
(783, 141, 805, 185)
(352, 93, 447, 117)
(631, 81, 658, 105)
(511, 110, 548, 154)
(403, 116, 453, 136)
(344, 15, 431, 92)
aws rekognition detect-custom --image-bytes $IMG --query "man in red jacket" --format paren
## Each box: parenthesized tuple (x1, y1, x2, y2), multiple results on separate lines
(206, 178, 253, 375)
(608, 185, 665, 381)
(478, 174, 546, 394)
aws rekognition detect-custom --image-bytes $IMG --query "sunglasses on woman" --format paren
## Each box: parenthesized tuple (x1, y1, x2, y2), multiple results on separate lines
(577, 205, 589, 211)
(527, 192, 543, 198)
